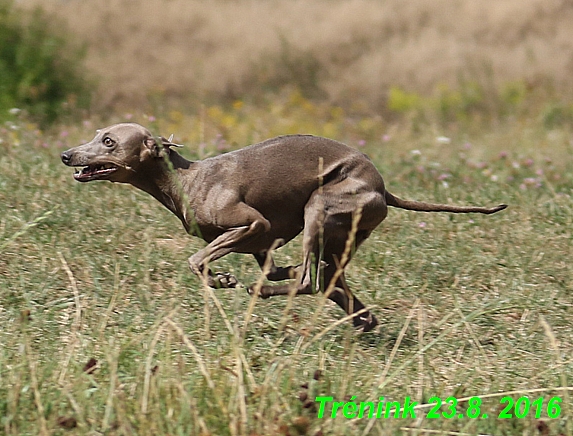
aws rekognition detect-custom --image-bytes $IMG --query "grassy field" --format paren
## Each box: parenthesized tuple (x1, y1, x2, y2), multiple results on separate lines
(1, 94, 572, 435)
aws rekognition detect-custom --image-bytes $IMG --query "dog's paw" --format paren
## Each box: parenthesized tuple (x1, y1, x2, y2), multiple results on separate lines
(354, 313, 379, 333)
(247, 284, 272, 299)
(211, 272, 238, 289)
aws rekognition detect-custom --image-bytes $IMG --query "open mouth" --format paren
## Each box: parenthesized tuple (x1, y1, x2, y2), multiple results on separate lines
(73, 164, 118, 182)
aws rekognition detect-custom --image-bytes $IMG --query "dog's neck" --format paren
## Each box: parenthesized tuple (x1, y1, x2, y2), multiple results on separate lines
(129, 150, 197, 233)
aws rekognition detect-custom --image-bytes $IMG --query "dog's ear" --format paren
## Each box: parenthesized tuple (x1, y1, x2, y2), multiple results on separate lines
(160, 134, 183, 149)
(142, 135, 182, 159)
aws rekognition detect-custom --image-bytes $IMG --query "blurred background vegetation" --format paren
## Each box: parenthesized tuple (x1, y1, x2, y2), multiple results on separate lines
(2, 0, 573, 127)
(0, 0, 91, 124)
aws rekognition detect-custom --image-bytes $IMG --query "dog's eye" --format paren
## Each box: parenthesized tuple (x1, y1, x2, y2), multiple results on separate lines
(103, 137, 114, 147)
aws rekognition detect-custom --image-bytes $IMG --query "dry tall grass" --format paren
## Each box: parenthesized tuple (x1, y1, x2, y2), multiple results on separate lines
(24, 0, 573, 111)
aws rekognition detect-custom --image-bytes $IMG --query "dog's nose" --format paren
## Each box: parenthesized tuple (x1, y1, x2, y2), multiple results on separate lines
(61, 150, 72, 165)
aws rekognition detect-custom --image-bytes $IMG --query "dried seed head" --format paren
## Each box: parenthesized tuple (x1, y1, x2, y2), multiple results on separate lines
(56, 416, 77, 429)
(83, 358, 97, 374)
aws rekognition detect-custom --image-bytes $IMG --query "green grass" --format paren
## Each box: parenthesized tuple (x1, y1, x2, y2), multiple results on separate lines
(1, 103, 573, 435)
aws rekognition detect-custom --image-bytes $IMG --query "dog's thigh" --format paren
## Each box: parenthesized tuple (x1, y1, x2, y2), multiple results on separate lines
(318, 182, 387, 237)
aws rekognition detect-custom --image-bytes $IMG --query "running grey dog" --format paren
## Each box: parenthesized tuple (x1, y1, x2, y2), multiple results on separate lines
(61, 123, 506, 331)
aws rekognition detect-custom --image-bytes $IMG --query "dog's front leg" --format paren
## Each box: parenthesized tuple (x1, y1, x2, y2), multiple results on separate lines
(188, 220, 268, 288)
(253, 250, 298, 281)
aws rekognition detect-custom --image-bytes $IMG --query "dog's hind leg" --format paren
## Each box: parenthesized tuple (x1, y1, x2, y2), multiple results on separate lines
(253, 187, 381, 331)
(320, 243, 379, 332)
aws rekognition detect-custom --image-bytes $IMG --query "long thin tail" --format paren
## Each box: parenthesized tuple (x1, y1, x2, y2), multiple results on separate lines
(385, 191, 507, 214)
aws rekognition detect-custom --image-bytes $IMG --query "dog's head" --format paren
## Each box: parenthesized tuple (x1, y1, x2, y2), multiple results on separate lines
(61, 123, 182, 183)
